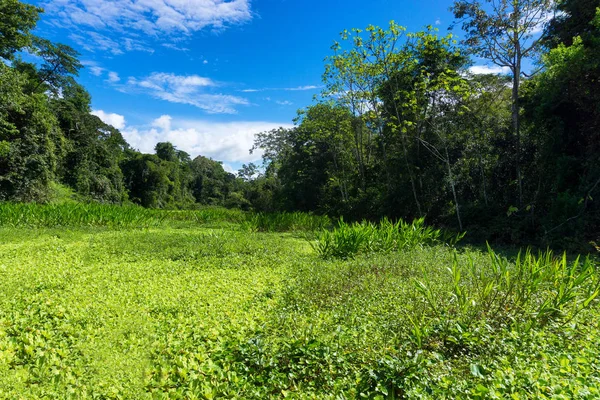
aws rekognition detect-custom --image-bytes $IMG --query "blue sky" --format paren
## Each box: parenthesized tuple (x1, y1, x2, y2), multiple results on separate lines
(27, 0, 482, 172)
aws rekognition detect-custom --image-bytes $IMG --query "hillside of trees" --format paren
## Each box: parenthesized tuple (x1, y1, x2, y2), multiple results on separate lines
(1, 0, 599, 249)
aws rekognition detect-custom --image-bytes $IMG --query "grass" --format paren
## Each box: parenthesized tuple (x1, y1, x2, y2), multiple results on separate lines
(0, 203, 329, 232)
(0, 206, 599, 398)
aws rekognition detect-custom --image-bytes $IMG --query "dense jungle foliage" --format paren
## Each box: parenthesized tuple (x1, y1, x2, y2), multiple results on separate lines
(1, 0, 599, 249)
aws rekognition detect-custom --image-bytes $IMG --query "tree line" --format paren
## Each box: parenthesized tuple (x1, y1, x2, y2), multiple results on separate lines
(0, 0, 252, 210)
(1, 0, 599, 248)
(247, 0, 599, 247)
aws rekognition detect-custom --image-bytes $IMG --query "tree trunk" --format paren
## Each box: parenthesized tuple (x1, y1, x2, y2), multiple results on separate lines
(512, 27, 523, 207)
(446, 146, 463, 231)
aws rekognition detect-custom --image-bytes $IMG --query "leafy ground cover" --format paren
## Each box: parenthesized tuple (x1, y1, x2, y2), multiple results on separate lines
(0, 213, 599, 398)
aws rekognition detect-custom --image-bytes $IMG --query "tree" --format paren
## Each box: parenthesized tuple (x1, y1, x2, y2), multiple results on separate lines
(452, 0, 554, 206)
(155, 142, 178, 162)
(238, 163, 259, 182)
(523, 3, 600, 241)
(375, 30, 471, 228)
(31, 37, 82, 94)
(0, 0, 41, 60)
(190, 156, 232, 205)
(0, 64, 63, 201)
(323, 22, 412, 212)
(544, 0, 599, 47)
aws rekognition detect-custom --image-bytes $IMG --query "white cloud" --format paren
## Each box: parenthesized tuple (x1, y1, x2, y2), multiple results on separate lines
(89, 66, 104, 76)
(240, 85, 321, 93)
(276, 100, 293, 106)
(284, 85, 320, 91)
(162, 43, 190, 51)
(125, 72, 248, 114)
(70, 33, 122, 55)
(107, 71, 120, 83)
(468, 65, 511, 75)
(120, 115, 293, 163)
(152, 115, 172, 131)
(435, 18, 441, 25)
(82, 61, 123, 84)
(70, 32, 155, 55)
(91, 109, 126, 130)
(44, 0, 252, 54)
(526, 9, 558, 34)
(203, 60, 209, 64)
(221, 163, 236, 173)
(82, 60, 104, 75)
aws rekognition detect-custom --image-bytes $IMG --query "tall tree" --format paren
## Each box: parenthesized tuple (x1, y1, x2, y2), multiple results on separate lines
(0, 0, 41, 60)
(523, 3, 600, 240)
(452, 0, 554, 206)
(30, 37, 82, 94)
(0, 64, 63, 201)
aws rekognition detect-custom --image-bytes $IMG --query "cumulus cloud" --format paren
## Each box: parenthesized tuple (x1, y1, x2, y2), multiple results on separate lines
(221, 163, 236, 173)
(125, 72, 248, 114)
(117, 115, 292, 163)
(468, 65, 511, 75)
(91, 109, 126, 130)
(44, 0, 252, 54)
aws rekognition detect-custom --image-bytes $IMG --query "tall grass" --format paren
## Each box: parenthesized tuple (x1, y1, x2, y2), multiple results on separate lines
(167, 207, 247, 225)
(242, 211, 332, 232)
(0, 203, 165, 228)
(312, 217, 464, 259)
(410, 246, 600, 351)
(0, 202, 331, 232)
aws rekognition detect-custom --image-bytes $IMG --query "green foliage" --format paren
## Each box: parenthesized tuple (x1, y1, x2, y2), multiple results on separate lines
(0, 0, 41, 60)
(0, 217, 598, 397)
(242, 211, 332, 232)
(189, 155, 240, 207)
(522, 3, 600, 245)
(0, 202, 165, 228)
(312, 217, 464, 259)
(0, 63, 63, 202)
(413, 247, 600, 344)
(30, 37, 82, 94)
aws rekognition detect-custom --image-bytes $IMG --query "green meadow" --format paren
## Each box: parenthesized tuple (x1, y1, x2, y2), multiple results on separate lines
(0, 205, 598, 399)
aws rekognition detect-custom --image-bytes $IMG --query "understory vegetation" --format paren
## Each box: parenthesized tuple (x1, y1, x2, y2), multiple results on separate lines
(0, 212, 599, 398)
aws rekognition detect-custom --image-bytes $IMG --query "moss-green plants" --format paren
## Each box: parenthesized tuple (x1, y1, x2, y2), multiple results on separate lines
(0, 212, 598, 398)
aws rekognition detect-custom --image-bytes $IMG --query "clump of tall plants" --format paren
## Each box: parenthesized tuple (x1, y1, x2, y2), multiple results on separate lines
(410, 246, 600, 353)
(0, 202, 165, 228)
(312, 217, 464, 259)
